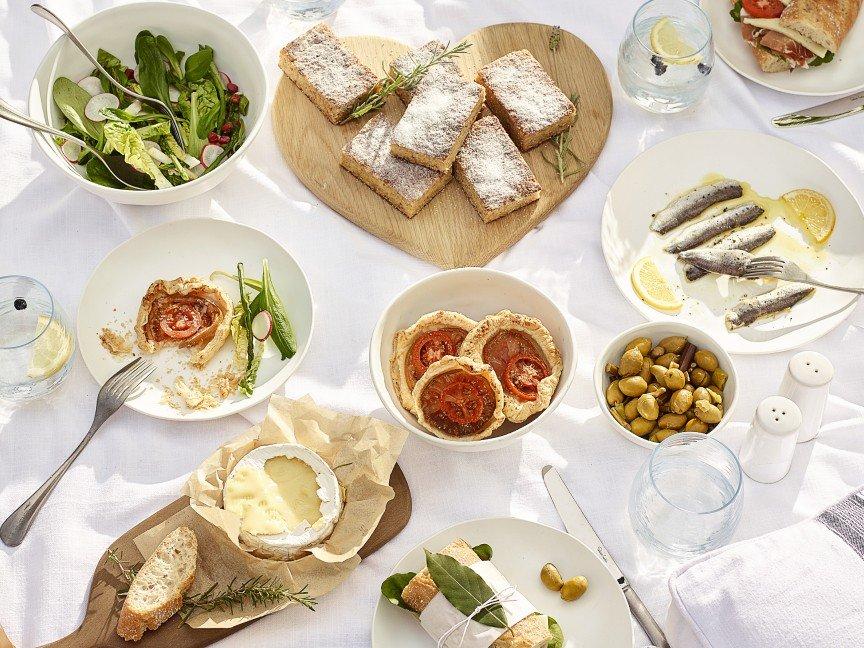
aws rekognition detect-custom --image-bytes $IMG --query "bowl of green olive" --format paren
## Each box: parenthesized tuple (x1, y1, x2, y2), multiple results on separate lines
(594, 321, 738, 448)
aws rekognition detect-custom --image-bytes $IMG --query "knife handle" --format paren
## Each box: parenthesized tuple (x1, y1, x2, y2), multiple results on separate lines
(623, 582, 670, 648)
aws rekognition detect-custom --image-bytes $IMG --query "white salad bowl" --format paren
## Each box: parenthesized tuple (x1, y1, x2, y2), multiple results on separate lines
(370, 268, 576, 453)
(27, 2, 268, 205)
(594, 321, 739, 449)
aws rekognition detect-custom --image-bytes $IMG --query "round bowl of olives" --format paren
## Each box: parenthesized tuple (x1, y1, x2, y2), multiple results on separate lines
(593, 321, 739, 448)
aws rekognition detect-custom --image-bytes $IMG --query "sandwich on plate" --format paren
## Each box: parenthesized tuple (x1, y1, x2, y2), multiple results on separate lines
(730, 0, 861, 72)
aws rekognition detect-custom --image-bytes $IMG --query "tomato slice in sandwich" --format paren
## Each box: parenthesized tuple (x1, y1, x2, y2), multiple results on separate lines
(742, 0, 785, 19)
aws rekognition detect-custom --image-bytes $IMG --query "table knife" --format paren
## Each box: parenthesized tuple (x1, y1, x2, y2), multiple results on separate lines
(773, 91, 864, 127)
(542, 465, 670, 648)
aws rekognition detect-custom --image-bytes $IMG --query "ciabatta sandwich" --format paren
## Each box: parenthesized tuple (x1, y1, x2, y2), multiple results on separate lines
(730, 0, 861, 72)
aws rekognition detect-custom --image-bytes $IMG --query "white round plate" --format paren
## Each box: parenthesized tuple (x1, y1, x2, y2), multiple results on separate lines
(601, 130, 864, 355)
(702, 0, 864, 96)
(77, 218, 313, 421)
(370, 268, 576, 453)
(371, 517, 633, 648)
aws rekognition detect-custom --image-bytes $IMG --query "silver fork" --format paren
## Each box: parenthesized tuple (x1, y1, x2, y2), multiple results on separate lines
(0, 357, 155, 547)
(742, 255, 864, 296)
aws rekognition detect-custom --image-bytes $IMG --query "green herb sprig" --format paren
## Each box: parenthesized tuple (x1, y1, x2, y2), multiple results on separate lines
(541, 94, 584, 183)
(342, 41, 472, 123)
(549, 25, 562, 51)
(729, 1, 743, 22)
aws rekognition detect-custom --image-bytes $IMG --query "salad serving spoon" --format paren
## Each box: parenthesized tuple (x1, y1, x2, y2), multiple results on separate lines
(30, 3, 186, 150)
(0, 97, 149, 190)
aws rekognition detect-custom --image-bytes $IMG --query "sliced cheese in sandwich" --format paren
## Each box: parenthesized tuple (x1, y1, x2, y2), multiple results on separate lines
(743, 17, 829, 57)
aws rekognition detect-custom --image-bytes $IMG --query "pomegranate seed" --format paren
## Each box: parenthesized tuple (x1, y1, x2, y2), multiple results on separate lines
(229, 94, 241, 105)
(124, 68, 135, 80)
(226, 82, 239, 94)
(219, 135, 230, 145)
(207, 132, 219, 144)
(220, 122, 234, 134)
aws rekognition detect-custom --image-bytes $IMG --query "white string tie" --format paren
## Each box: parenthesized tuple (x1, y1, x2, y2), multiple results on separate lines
(435, 585, 519, 648)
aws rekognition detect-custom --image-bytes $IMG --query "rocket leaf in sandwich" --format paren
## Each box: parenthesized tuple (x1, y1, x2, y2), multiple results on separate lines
(380, 572, 417, 611)
(730, 1, 743, 22)
(472, 544, 493, 561)
(425, 550, 508, 629)
(809, 51, 834, 67)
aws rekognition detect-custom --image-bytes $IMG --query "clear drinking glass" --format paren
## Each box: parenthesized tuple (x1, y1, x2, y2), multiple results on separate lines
(618, 0, 714, 113)
(0, 276, 75, 401)
(629, 433, 743, 557)
(279, 0, 345, 20)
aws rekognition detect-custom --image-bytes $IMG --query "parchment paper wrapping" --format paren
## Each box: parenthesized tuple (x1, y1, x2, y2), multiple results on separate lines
(133, 395, 408, 628)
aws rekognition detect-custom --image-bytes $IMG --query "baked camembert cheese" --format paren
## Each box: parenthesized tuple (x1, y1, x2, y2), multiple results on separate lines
(223, 443, 342, 559)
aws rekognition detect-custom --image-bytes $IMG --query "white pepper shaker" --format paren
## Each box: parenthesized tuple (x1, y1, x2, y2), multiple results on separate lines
(739, 396, 803, 484)
(778, 351, 834, 443)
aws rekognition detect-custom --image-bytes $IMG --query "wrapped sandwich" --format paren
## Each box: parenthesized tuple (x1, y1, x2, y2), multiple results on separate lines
(730, 0, 861, 71)
(381, 539, 563, 648)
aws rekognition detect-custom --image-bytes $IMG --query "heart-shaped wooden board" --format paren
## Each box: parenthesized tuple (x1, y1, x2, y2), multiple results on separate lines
(273, 23, 613, 269)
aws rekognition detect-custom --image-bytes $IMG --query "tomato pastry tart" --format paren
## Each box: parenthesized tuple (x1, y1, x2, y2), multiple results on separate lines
(412, 355, 505, 441)
(390, 310, 478, 411)
(461, 310, 563, 423)
(135, 277, 233, 367)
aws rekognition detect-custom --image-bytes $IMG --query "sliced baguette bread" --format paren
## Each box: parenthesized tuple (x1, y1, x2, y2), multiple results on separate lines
(116, 526, 198, 642)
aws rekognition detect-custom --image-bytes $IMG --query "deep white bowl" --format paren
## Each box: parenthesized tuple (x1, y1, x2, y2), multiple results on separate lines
(27, 2, 268, 205)
(370, 268, 576, 453)
(594, 321, 739, 449)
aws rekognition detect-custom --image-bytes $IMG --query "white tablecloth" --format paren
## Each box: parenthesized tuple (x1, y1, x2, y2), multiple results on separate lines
(1, 1, 863, 647)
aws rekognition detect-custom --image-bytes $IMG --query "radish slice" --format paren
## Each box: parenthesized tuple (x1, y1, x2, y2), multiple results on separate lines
(168, 85, 180, 102)
(84, 93, 120, 121)
(77, 76, 103, 97)
(200, 144, 224, 168)
(125, 99, 142, 116)
(219, 70, 232, 86)
(251, 311, 272, 341)
(133, 66, 139, 83)
(61, 140, 81, 162)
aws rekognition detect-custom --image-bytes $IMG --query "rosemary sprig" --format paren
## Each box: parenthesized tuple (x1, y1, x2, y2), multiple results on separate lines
(541, 94, 584, 183)
(107, 549, 137, 596)
(549, 25, 562, 52)
(342, 41, 472, 123)
(179, 577, 317, 622)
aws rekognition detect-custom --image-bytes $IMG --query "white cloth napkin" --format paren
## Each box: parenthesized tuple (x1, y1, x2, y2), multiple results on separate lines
(666, 487, 864, 648)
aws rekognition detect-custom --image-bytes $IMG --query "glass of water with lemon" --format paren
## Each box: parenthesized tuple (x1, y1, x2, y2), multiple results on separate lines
(0, 276, 74, 401)
(618, 0, 714, 113)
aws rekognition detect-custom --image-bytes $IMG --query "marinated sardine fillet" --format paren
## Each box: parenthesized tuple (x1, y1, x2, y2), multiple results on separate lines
(725, 283, 815, 330)
(650, 179, 744, 234)
(678, 249, 755, 277)
(665, 202, 764, 254)
(683, 225, 776, 281)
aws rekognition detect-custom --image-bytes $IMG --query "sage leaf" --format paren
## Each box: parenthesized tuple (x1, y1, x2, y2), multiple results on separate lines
(261, 259, 297, 360)
(472, 544, 493, 561)
(380, 572, 417, 611)
(52, 77, 102, 139)
(548, 616, 565, 648)
(424, 550, 507, 629)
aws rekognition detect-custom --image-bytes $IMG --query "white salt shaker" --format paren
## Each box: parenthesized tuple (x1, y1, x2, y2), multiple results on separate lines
(739, 396, 803, 484)
(778, 351, 834, 443)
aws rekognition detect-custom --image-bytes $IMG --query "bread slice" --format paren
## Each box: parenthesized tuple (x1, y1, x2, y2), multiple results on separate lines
(391, 65, 485, 172)
(401, 538, 552, 648)
(389, 41, 463, 104)
(340, 113, 450, 217)
(477, 50, 575, 151)
(455, 115, 541, 223)
(116, 527, 198, 642)
(752, 45, 794, 72)
(278, 23, 378, 124)
(780, 0, 861, 54)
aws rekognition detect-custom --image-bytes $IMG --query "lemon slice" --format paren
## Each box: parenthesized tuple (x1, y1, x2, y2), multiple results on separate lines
(27, 315, 74, 380)
(782, 189, 836, 243)
(631, 257, 682, 312)
(649, 17, 701, 64)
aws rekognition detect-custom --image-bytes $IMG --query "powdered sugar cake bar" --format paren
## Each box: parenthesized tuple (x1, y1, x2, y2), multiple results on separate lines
(389, 40, 462, 104)
(455, 115, 541, 223)
(279, 23, 378, 124)
(476, 50, 576, 151)
(391, 65, 485, 172)
(340, 113, 450, 218)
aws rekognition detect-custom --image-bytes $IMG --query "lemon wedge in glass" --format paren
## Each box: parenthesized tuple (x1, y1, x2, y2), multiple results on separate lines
(782, 189, 836, 244)
(27, 314, 74, 380)
(650, 17, 701, 65)
(631, 257, 682, 313)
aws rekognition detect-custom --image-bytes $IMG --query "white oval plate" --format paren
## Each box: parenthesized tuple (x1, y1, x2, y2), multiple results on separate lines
(77, 218, 313, 421)
(601, 130, 864, 354)
(701, 0, 864, 96)
(371, 517, 633, 648)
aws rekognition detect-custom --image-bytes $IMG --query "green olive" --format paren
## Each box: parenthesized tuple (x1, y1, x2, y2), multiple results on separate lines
(606, 381, 624, 406)
(685, 418, 709, 433)
(639, 358, 653, 383)
(610, 406, 630, 430)
(690, 367, 710, 387)
(659, 335, 687, 353)
(650, 364, 668, 382)
(658, 413, 687, 430)
(619, 347, 644, 377)
(604, 362, 619, 376)
(560, 576, 589, 602)
(694, 349, 719, 372)
(654, 428, 678, 442)
(712, 368, 728, 390)
(664, 368, 686, 391)
(619, 376, 648, 397)
(625, 337, 653, 356)
(669, 389, 693, 414)
(624, 398, 640, 421)
(656, 352, 678, 368)
(694, 400, 722, 424)
(707, 387, 723, 404)
(650, 346, 665, 359)
(637, 393, 660, 421)
(630, 417, 656, 437)
(540, 563, 564, 591)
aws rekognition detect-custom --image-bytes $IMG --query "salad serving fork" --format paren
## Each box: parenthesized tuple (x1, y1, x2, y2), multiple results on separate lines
(742, 255, 864, 296)
(0, 357, 155, 548)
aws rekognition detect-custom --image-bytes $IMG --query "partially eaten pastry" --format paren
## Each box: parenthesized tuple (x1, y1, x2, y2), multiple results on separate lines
(135, 277, 233, 368)
(461, 310, 563, 423)
(390, 310, 478, 411)
(412, 355, 505, 441)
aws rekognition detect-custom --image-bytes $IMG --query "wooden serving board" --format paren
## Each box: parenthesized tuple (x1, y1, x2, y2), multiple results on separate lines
(42, 464, 411, 648)
(273, 22, 613, 269)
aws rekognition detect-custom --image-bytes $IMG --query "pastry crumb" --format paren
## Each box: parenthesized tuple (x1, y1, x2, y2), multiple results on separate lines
(164, 369, 241, 411)
(99, 327, 133, 357)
